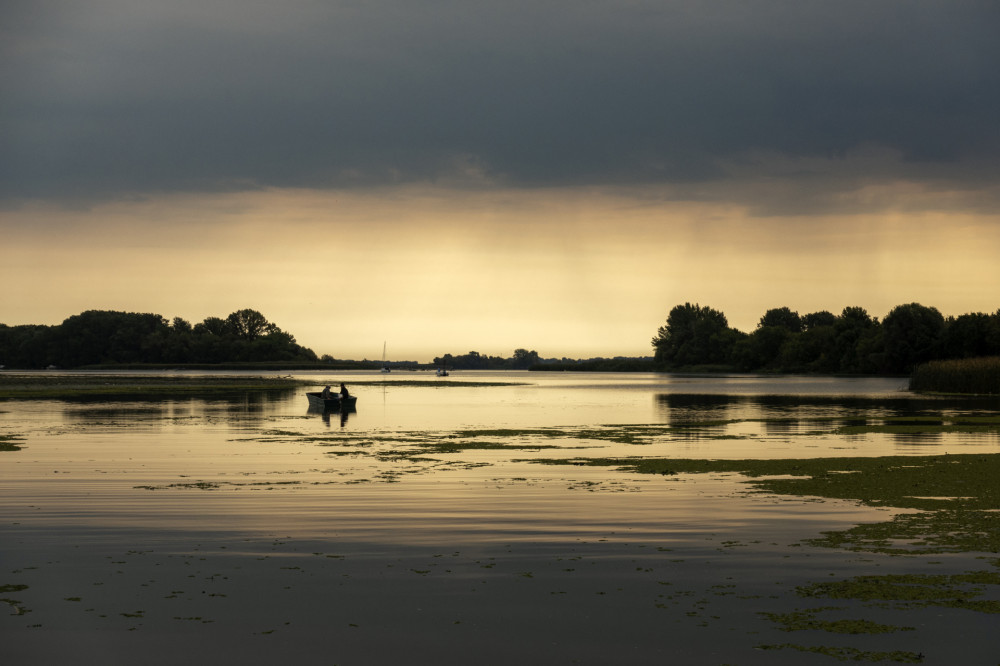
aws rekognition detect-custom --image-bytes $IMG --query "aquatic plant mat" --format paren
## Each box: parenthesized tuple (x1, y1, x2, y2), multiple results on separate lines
(4, 406, 1000, 663)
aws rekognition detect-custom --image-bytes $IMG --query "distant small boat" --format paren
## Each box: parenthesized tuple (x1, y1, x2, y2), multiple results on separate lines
(436, 367, 449, 377)
(380, 341, 391, 373)
(306, 392, 358, 411)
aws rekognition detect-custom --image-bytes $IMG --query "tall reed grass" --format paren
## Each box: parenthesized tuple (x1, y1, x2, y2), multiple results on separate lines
(909, 356, 1000, 394)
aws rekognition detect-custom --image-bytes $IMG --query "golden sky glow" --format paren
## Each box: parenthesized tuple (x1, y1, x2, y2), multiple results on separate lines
(5, 2, 1000, 362)
(3, 186, 998, 361)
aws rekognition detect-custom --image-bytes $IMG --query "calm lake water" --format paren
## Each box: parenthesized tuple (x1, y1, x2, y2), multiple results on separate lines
(2, 372, 999, 664)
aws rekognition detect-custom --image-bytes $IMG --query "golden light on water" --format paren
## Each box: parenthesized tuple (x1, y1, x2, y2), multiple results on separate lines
(3, 186, 999, 361)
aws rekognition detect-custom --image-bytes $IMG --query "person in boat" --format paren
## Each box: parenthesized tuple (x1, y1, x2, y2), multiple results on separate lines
(321, 385, 333, 399)
(339, 383, 351, 399)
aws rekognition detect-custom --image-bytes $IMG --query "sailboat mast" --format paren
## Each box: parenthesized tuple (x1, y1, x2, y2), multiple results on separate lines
(380, 341, 390, 373)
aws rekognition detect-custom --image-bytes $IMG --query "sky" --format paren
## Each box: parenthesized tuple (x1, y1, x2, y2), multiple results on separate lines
(3, 0, 999, 361)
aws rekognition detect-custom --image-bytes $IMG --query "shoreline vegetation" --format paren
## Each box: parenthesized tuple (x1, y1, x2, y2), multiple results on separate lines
(909, 356, 1000, 395)
(0, 308, 653, 372)
(651, 302, 1000, 377)
(2, 303, 998, 393)
(0, 374, 308, 400)
(0, 374, 526, 400)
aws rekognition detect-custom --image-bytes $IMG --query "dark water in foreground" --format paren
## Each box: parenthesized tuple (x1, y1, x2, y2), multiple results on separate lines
(2, 372, 999, 664)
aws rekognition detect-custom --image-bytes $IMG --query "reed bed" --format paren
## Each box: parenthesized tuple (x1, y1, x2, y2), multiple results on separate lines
(909, 356, 1000, 394)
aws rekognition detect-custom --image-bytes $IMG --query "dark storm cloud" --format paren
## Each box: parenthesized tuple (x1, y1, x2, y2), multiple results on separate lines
(3, 0, 999, 210)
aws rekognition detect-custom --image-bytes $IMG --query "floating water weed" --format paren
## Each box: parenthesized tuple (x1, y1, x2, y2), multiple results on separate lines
(797, 571, 1000, 613)
(416, 440, 563, 453)
(0, 434, 24, 451)
(1, 584, 29, 615)
(761, 607, 915, 634)
(540, 453, 1000, 511)
(756, 643, 924, 663)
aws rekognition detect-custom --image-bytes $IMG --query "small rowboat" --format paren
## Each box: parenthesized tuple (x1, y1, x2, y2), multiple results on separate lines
(306, 392, 358, 411)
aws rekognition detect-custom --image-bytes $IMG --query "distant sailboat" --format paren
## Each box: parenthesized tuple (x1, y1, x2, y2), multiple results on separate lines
(380, 341, 391, 373)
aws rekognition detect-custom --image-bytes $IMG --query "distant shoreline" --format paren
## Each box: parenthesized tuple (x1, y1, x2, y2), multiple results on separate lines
(2, 360, 658, 372)
(0, 361, 900, 376)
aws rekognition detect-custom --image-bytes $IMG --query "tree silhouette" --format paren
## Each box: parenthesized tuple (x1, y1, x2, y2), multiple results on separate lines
(225, 309, 277, 341)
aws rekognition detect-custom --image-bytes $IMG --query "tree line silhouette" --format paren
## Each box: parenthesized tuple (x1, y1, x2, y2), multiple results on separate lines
(0, 309, 318, 368)
(652, 303, 1000, 374)
(5, 303, 997, 374)
(432, 349, 541, 370)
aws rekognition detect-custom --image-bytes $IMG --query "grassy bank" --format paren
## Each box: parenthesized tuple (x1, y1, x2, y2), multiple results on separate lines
(77, 362, 408, 371)
(909, 356, 1000, 394)
(0, 434, 24, 451)
(0, 373, 528, 399)
(0, 374, 309, 399)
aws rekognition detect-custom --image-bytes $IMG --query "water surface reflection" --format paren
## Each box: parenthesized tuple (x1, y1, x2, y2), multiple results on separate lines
(3, 372, 1000, 664)
(656, 391, 1000, 453)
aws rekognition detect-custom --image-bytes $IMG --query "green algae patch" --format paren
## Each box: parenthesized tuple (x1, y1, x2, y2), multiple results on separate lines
(453, 428, 580, 439)
(538, 454, 1000, 556)
(539, 453, 1000, 512)
(756, 643, 924, 663)
(150, 481, 222, 490)
(741, 455, 1000, 512)
(0, 584, 28, 593)
(1, 584, 30, 615)
(452, 424, 743, 445)
(808, 508, 1000, 554)
(416, 440, 564, 454)
(826, 414, 1000, 437)
(797, 570, 1000, 614)
(832, 423, 1000, 436)
(262, 423, 755, 453)
(290, 428, 595, 454)
(761, 607, 914, 634)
